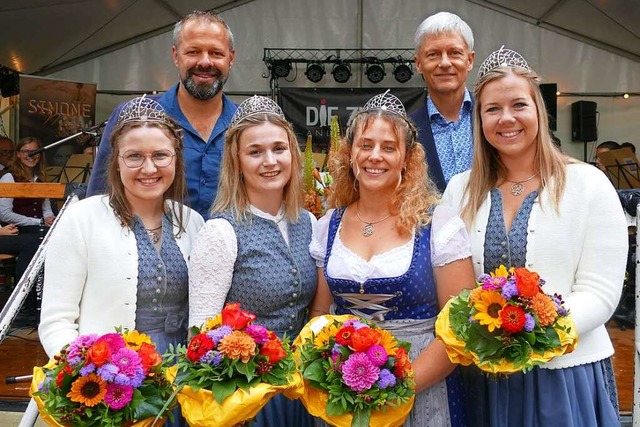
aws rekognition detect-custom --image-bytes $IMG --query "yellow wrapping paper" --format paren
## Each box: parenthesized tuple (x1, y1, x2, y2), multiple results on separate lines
(166, 365, 303, 427)
(30, 361, 163, 427)
(294, 315, 415, 427)
(435, 299, 579, 374)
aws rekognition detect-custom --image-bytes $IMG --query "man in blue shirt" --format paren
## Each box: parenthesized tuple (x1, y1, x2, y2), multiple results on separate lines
(410, 12, 475, 192)
(87, 10, 237, 219)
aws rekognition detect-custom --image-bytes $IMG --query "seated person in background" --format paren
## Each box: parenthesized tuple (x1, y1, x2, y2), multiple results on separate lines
(621, 141, 636, 154)
(0, 224, 40, 283)
(0, 137, 55, 231)
(595, 140, 621, 171)
(0, 136, 15, 171)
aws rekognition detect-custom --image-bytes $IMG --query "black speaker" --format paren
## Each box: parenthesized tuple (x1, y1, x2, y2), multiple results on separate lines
(540, 83, 557, 131)
(571, 101, 597, 142)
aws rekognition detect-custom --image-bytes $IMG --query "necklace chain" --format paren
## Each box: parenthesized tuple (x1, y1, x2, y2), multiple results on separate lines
(355, 203, 391, 237)
(145, 225, 162, 244)
(504, 172, 539, 196)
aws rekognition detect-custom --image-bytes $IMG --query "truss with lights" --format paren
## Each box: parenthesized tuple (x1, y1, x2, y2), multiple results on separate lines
(263, 48, 415, 88)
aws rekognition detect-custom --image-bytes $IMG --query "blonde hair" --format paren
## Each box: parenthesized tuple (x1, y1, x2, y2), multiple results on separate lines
(461, 66, 573, 225)
(211, 113, 304, 223)
(11, 137, 48, 182)
(328, 111, 439, 235)
(107, 118, 187, 235)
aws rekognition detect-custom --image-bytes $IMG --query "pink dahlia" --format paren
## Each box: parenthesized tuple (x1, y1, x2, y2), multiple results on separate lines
(366, 344, 388, 367)
(341, 352, 380, 392)
(104, 383, 134, 409)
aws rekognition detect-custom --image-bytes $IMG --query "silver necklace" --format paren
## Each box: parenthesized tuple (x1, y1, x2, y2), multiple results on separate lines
(145, 225, 162, 244)
(355, 203, 391, 237)
(505, 172, 539, 196)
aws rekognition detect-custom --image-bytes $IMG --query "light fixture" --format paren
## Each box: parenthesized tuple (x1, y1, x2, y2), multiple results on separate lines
(393, 63, 413, 83)
(272, 60, 292, 78)
(365, 62, 385, 84)
(332, 61, 351, 83)
(623, 93, 630, 99)
(305, 62, 325, 83)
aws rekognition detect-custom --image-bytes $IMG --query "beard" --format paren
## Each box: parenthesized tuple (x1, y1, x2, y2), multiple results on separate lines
(181, 66, 228, 100)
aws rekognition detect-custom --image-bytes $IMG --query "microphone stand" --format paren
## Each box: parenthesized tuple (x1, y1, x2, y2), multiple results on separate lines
(27, 121, 107, 157)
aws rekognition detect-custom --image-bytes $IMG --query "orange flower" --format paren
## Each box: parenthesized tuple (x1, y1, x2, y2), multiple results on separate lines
(66, 373, 107, 407)
(218, 330, 257, 363)
(349, 327, 381, 352)
(514, 268, 540, 298)
(468, 286, 485, 304)
(393, 347, 411, 378)
(137, 342, 162, 372)
(531, 293, 558, 326)
(378, 328, 397, 355)
(259, 339, 287, 364)
(221, 303, 256, 330)
(86, 341, 111, 367)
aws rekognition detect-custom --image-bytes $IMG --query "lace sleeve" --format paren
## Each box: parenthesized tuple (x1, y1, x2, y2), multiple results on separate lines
(309, 209, 334, 268)
(188, 218, 237, 327)
(431, 205, 472, 267)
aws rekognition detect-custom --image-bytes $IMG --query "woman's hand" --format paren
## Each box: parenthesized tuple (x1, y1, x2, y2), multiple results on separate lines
(0, 224, 18, 236)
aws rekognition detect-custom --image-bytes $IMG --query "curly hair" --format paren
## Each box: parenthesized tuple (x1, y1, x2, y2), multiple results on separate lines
(107, 117, 187, 235)
(328, 110, 439, 235)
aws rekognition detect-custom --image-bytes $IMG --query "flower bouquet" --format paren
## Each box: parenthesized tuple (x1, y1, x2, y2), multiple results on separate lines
(31, 329, 173, 426)
(295, 315, 415, 427)
(435, 265, 578, 374)
(166, 302, 301, 427)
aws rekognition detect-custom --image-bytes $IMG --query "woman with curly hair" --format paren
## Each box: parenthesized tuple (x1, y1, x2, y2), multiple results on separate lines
(309, 91, 475, 427)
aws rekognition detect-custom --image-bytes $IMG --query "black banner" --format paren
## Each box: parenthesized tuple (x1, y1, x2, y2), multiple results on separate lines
(278, 87, 425, 152)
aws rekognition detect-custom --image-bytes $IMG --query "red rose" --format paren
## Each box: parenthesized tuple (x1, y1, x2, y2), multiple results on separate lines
(349, 327, 381, 352)
(335, 326, 355, 346)
(186, 334, 215, 362)
(500, 305, 526, 334)
(138, 342, 162, 372)
(86, 340, 111, 367)
(393, 347, 411, 379)
(259, 339, 287, 365)
(514, 268, 540, 298)
(221, 303, 257, 330)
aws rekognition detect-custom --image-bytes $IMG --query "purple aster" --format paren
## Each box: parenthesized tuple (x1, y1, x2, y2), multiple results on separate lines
(366, 344, 388, 367)
(341, 352, 380, 392)
(501, 282, 519, 300)
(38, 377, 51, 393)
(95, 333, 126, 353)
(80, 363, 96, 376)
(97, 363, 118, 382)
(66, 334, 99, 362)
(245, 325, 269, 344)
(552, 294, 568, 316)
(113, 367, 144, 387)
(377, 369, 397, 389)
(344, 319, 367, 330)
(524, 313, 536, 332)
(104, 383, 134, 410)
(478, 274, 491, 282)
(200, 350, 223, 365)
(207, 325, 233, 344)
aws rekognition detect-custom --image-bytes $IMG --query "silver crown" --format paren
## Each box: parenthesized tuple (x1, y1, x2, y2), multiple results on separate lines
(477, 46, 531, 80)
(361, 90, 407, 118)
(117, 95, 169, 125)
(230, 95, 285, 128)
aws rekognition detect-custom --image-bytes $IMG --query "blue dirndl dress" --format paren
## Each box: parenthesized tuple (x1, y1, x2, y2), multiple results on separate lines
(323, 208, 467, 427)
(462, 190, 620, 427)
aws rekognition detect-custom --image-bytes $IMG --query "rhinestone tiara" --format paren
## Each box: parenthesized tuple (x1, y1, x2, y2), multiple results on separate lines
(117, 95, 169, 125)
(230, 95, 285, 128)
(477, 46, 531, 80)
(361, 90, 407, 118)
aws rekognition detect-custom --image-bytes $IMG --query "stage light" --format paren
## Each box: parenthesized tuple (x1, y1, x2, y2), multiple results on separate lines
(332, 62, 351, 83)
(365, 63, 385, 84)
(272, 60, 292, 78)
(393, 63, 413, 83)
(305, 62, 325, 83)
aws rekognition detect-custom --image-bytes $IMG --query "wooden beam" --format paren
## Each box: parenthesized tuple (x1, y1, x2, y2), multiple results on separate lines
(0, 183, 66, 199)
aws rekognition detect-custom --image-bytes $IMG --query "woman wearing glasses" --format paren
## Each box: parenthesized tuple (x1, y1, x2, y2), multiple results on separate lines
(39, 96, 204, 360)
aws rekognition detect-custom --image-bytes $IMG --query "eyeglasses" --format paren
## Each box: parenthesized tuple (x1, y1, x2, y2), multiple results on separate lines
(119, 150, 176, 168)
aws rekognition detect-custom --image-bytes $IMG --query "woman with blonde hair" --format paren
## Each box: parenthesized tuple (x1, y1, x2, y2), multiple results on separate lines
(189, 96, 316, 426)
(310, 91, 476, 426)
(443, 47, 627, 426)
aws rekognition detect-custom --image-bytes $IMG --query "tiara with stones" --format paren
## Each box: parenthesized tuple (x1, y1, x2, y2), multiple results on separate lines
(361, 90, 407, 118)
(477, 46, 531, 80)
(117, 95, 170, 125)
(230, 95, 285, 128)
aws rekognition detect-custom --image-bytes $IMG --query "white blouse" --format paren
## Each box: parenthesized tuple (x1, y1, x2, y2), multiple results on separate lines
(188, 206, 316, 328)
(309, 205, 471, 283)
(0, 173, 54, 226)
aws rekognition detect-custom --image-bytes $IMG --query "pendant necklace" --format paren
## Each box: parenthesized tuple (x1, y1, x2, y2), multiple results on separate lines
(505, 172, 539, 196)
(355, 203, 391, 237)
(145, 225, 162, 244)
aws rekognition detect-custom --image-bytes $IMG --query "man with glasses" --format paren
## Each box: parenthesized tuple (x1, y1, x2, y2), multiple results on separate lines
(87, 10, 237, 219)
(0, 136, 15, 170)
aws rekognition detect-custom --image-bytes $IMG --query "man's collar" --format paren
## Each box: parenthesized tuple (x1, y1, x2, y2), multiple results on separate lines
(428, 88, 472, 120)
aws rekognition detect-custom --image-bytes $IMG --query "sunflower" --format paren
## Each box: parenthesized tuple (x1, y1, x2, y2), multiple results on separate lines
(378, 328, 398, 355)
(202, 314, 222, 333)
(313, 322, 341, 348)
(66, 373, 107, 407)
(122, 330, 151, 350)
(473, 291, 506, 332)
(491, 265, 510, 278)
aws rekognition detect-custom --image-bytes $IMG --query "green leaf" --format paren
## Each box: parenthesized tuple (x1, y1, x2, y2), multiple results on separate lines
(303, 359, 327, 383)
(352, 409, 372, 427)
(212, 378, 237, 404)
(326, 399, 347, 416)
